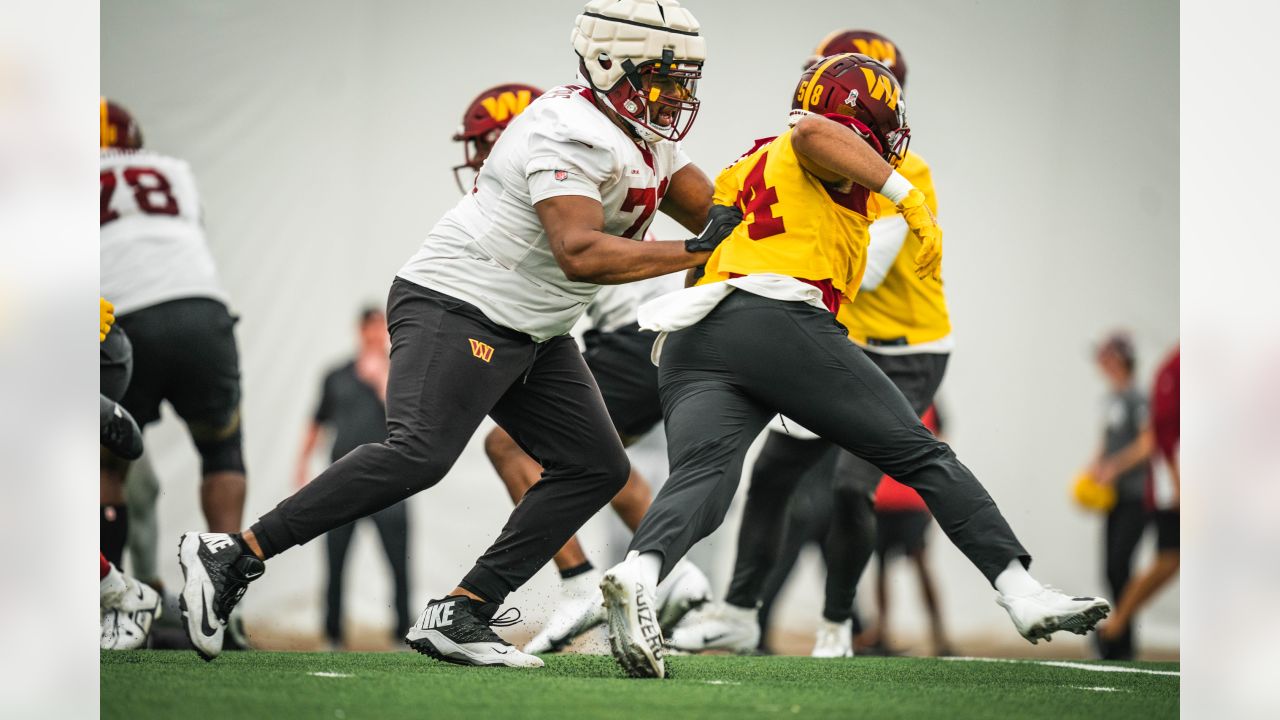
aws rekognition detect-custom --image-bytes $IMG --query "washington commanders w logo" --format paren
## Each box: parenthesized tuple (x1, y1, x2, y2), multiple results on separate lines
(851, 38, 897, 68)
(469, 338, 495, 363)
(859, 67, 901, 110)
(480, 90, 534, 123)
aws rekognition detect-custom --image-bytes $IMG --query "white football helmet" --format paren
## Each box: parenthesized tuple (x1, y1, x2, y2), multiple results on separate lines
(571, 0, 706, 143)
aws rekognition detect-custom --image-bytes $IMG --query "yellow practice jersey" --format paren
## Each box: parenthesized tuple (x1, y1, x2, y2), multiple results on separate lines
(699, 125, 874, 300)
(838, 150, 953, 347)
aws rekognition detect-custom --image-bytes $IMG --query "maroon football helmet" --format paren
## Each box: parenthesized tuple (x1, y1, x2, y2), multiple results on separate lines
(100, 97, 143, 150)
(804, 30, 908, 89)
(792, 53, 910, 167)
(451, 83, 543, 192)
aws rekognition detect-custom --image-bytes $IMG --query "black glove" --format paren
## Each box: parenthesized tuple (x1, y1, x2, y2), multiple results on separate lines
(685, 203, 744, 253)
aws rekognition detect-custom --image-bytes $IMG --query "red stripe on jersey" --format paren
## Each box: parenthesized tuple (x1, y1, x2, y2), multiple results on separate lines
(728, 274, 843, 314)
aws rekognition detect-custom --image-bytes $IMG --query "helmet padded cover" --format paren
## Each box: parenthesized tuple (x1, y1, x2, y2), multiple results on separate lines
(572, 0, 706, 92)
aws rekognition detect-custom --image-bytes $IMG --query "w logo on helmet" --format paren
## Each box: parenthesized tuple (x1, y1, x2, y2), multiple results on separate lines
(859, 67, 900, 111)
(851, 38, 897, 68)
(479, 90, 534, 123)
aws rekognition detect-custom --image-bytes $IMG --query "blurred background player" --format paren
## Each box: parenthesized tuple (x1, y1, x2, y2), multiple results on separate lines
(294, 307, 411, 650)
(1098, 345, 1179, 657)
(177, 0, 739, 667)
(671, 30, 955, 659)
(1082, 331, 1150, 659)
(100, 297, 162, 650)
(453, 83, 709, 655)
(99, 98, 248, 571)
(605, 52, 1108, 680)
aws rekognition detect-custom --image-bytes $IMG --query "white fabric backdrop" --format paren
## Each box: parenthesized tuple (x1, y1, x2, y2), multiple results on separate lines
(102, 0, 1178, 653)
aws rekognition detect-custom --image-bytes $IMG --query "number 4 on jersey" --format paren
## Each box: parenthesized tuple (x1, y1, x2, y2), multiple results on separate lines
(736, 152, 785, 240)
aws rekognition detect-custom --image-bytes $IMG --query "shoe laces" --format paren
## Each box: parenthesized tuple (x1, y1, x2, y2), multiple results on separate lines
(487, 607, 523, 628)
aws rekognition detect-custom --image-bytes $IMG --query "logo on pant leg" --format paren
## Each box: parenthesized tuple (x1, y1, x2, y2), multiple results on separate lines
(468, 338, 494, 363)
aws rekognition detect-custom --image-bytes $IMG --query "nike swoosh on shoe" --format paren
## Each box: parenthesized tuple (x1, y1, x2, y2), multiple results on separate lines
(200, 588, 219, 637)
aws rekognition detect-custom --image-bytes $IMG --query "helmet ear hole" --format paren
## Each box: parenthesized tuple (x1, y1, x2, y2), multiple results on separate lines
(598, 53, 613, 70)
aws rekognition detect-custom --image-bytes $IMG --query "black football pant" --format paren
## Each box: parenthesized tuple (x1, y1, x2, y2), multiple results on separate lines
(324, 500, 411, 643)
(727, 348, 945, 625)
(629, 291, 1028, 589)
(252, 279, 630, 605)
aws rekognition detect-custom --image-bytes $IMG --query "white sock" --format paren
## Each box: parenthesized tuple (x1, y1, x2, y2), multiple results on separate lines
(626, 550, 663, 589)
(994, 559, 1042, 597)
(562, 568, 602, 599)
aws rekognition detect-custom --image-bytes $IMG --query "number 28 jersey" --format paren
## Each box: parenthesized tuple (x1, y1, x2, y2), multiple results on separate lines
(398, 85, 690, 342)
(100, 149, 228, 315)
(698, 116, 875, 304)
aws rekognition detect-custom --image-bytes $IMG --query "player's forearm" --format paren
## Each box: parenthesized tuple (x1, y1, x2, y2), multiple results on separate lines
(559, 231, 708, 284)
(1107, 429, 1154, 477)
(791, 115, 893, 191)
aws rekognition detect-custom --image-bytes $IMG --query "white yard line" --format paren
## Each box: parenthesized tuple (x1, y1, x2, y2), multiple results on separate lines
(699, 680, 743, 686)
(1070, 686, 1127, 693)
(944, 656, 1180, 677)
(308, 671, 355, 678)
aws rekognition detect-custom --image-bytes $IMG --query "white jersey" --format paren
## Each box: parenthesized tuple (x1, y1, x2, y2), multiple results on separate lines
(587, 272, 685, 333)
(398, 84, 691, 342)
(100, 150, 228, 315)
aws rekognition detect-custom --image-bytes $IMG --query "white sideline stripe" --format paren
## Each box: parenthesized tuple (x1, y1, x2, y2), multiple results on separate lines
(308, 672, 355, 678)
(1070, 686, 1126, 693)
(944, 656, 1180, 677)
(700, 680, 742, 686)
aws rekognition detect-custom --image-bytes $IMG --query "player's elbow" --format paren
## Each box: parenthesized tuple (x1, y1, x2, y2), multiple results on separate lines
(557, 253, 598, 283)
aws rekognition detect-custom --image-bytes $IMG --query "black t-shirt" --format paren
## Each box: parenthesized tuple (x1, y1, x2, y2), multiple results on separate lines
(1103, 387, 1148, 503)
(314, 360, 387, 462)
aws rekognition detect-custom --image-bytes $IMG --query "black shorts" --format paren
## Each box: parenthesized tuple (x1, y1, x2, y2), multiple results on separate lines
(583, 323, 662, 443)
(1154, 509, 1179, 550)
(116, 298, 242, 431)
(875, 509, 931, 558)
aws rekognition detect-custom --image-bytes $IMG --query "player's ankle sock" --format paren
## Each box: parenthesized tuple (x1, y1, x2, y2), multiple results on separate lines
(559, 560, 594, 580)
(100, 504, 129, 567)
(629, 551, 662, 589)
(231, 532, 262, 560)
(994, 558, 1042, 597)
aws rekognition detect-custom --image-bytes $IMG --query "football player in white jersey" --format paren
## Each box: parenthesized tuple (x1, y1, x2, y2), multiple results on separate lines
(454, 83, 709, 655)
(99, 99, 248, 575)
(178, 0, 739, 667)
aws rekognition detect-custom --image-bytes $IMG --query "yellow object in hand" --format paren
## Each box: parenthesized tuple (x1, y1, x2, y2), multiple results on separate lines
(898, 188, 942, 281)
(100, 297, 115, 342)
(1072, 471, 1117, 513)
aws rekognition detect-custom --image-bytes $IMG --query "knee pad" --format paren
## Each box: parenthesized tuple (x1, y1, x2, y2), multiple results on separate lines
(190, 409, 246, 475)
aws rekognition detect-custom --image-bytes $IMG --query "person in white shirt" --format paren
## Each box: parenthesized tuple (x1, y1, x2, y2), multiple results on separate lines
(176, 0, 740, 668)
(99, 99, 247, 574)
(450, 82, 709, 656)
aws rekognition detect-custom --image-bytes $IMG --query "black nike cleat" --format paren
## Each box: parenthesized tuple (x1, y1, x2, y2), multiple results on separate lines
(404, 596, 543, 667)
(177, 532, 264, 661)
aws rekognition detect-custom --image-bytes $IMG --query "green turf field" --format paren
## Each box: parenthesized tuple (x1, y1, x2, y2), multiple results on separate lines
(101, 651, 1179, 719)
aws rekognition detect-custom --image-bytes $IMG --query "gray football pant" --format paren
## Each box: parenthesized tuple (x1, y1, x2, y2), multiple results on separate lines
(628, 291, 1029, 586)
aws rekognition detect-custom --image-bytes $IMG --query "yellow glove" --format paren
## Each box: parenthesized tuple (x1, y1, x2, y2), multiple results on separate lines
(1071, 471, 1116, 513)
(100, 297, 115, 342)
(897, 188, 942, 281)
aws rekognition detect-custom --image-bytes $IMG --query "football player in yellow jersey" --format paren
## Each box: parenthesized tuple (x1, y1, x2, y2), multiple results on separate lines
(602, 53, 1110, 679)
(670, 31, 958, 659)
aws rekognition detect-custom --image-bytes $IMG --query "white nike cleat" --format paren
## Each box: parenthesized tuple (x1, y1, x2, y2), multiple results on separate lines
(523, 573, 606, 655)
(405, 596, 543, 668)
(666, 600, 760, 654)
(996, 586, 1111, 645)
(601, 560, 665, 678)
(810, 618, 854, 658)
(654, 560, 711, 636)
(100, 562, 128, 610)
(101, 576, 163, 650)
(177, 532, 264, 661)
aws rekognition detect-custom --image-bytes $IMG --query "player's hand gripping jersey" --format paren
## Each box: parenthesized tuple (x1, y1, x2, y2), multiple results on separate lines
(399, 85, 691, 342)
(697, 115, 877, 313)
(99, 149, 229, 315)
